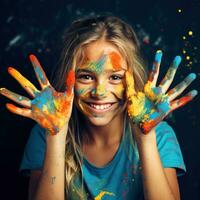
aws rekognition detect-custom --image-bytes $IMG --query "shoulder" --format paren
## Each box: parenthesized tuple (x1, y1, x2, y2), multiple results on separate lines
(154, 121, 177, 141)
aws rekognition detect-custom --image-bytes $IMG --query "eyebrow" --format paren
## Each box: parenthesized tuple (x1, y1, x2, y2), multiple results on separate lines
(76, 68, 126, 74)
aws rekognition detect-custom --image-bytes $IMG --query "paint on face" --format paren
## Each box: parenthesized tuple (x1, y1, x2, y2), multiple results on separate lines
(75, 52, 126, 120)
(78, 52, 123, 74)
(109, 52, 122, 70)
(83, 54, 107, 74)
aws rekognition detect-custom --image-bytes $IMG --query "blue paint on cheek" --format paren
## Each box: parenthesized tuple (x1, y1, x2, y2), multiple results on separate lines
(173, 56, 182, 68)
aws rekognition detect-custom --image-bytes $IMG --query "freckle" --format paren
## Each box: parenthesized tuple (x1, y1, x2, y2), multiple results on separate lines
(109, 52, 121, 70)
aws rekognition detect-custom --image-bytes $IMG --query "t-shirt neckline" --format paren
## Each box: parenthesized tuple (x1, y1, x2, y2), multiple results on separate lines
(83, 117, 127, 172)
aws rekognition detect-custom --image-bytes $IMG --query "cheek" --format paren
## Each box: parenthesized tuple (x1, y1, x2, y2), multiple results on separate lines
(110, 84, 125, 99)
(74, 83, 93, 98)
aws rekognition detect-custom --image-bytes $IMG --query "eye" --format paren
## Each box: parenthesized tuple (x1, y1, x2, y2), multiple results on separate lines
(77, 74, 94, 83)
(109, 74, 123, 83)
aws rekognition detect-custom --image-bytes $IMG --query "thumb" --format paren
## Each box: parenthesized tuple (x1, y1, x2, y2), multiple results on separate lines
(65, 70, 75, 96)
(125, 71, 136, 99)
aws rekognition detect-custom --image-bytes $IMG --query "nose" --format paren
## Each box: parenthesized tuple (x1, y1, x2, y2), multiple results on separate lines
(91, 83, 108, 98)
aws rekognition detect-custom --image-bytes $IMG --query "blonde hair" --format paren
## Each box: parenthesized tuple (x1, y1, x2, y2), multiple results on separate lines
(53, 15, 147, 198)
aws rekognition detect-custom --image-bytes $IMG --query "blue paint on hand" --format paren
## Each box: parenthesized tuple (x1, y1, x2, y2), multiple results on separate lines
(173, 56, 182, 68)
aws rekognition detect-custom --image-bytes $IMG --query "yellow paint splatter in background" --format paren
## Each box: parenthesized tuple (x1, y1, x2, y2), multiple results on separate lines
(188, 31, 193, 36)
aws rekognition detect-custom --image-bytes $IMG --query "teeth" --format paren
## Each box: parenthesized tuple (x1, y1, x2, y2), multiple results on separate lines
(89, 103, 112, 110)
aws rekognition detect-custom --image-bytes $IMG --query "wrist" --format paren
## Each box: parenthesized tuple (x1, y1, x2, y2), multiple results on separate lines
(133, 124, 157, 146)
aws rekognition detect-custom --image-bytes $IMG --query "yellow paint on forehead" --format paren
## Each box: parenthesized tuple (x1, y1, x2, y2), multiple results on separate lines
(78, 53, 122, 74)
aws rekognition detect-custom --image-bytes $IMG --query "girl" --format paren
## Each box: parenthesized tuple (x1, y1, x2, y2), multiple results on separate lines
(0, 15, 197, 200)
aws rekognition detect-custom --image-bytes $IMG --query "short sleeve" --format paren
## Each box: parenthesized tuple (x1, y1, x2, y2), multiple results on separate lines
(155, 121, 186, 176)
(19, 124, 46, 176)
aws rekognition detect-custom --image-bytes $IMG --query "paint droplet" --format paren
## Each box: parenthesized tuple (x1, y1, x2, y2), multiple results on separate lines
(186, 56, 190, 60)
(182, 50, 186, 54)
(188, 31, 193, 36)
(178, 9, 182, 13)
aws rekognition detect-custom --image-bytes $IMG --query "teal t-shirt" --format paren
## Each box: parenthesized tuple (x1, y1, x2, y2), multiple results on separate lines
(19, 120, 186, 199)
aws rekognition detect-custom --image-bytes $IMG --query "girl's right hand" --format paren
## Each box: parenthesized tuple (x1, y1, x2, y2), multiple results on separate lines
(0, 55, 75, 135)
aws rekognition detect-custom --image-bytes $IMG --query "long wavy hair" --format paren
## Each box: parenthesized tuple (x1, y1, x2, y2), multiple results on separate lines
(53, 15, 147, 198)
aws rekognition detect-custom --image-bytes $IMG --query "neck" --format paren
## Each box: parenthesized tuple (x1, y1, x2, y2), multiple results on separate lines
(82, 113, 126, 147)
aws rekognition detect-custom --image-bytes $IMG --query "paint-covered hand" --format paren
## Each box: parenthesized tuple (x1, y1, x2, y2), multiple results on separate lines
(0, 55, 75, 135)
(126, 50, 197, 134)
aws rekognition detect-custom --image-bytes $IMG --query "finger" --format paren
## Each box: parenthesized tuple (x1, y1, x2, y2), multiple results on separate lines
(125, 71, 136, 99)
(159, 56, 182, 93)
(65, 69, 75, 96)
(6, 103, 32, 118)
(148, 50, 163, 86)
(8, 67, 39, 98)
(0, 88, 31, 108)
(170, 90, 198, 112)
(29, 54, 50, 89)
(168, 73, 196, 101)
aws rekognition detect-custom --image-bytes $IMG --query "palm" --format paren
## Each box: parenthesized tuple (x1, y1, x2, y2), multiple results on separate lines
(31, 86, 72, 134)
(126, 50, 197, 133)
(0, 55, 75, 135)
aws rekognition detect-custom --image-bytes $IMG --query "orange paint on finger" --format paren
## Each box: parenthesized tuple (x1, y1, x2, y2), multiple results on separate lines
(29, 54, 41, 66)
(6, 103, 17, 112)
(66, 70, 75, 95)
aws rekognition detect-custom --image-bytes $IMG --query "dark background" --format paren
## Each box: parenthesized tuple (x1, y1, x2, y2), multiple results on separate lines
(0, 0, 199, 199)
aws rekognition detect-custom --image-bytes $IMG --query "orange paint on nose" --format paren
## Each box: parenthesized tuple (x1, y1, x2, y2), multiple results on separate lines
(109, 52, 121, 70)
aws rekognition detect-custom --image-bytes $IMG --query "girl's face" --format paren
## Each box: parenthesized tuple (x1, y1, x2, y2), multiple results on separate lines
(74, 40, 128, 126)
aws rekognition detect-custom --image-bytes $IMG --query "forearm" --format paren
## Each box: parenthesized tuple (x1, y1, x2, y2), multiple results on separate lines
(136, 128, 177, 200)
(34, 126, 67, 200)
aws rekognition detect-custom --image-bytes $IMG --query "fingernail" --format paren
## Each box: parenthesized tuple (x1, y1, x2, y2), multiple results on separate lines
(155, 50, 163, 62)
(7, 67, 14, 73)
(173, 56, 182, 68)
(29, 54, 36, 60)
(189, 90, 198, 97)
(187, 73, 196, 81)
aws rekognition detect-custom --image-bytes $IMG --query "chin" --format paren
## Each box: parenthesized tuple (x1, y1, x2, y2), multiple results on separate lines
(86, 115, 115, 127)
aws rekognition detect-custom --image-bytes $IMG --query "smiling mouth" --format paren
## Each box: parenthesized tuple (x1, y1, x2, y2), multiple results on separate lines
(84, 102, 115, 111)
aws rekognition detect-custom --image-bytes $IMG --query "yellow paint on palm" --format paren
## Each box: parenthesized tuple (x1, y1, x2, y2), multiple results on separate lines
(128, 92, 145, 117)
(94, 191, 115, 200)
(126, 71, 145, 117)
(144, 81, 157, 101)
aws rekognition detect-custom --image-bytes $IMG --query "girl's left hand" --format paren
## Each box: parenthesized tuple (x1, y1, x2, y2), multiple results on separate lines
(125, 50, 198, 134)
